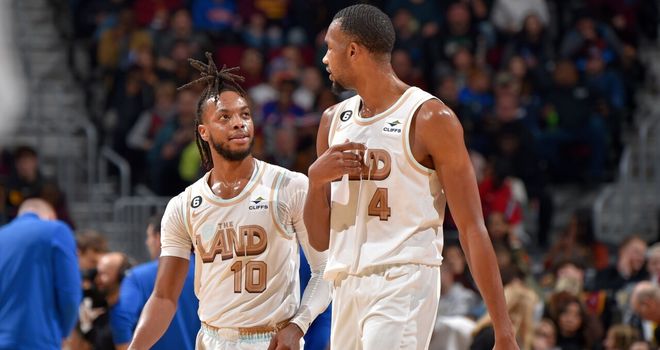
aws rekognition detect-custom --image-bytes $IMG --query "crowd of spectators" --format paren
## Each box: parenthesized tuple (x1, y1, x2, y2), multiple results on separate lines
(1, 0, 659, 349)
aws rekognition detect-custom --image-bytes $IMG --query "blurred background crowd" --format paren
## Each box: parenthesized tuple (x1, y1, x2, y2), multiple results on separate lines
(1, 0, 660, 349)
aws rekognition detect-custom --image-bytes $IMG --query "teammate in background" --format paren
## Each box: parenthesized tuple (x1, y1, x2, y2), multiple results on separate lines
(304, 4, 517, 349)
(111, 213, 199, 349)
(0, 199, 81, 350)
(128, 53, 331, 350)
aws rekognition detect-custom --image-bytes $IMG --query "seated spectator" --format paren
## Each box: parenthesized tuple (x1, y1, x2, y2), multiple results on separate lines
(646, 243, 660, 285)
(127, 81, 178, 185)
(155, 8, 210, 72)
(629, 282, 660, 344)
(97, 8, 152, 74)
(559, 12, 624, 68)
(595, 235, 648, 295)
(3, 145, 72, 226)
(545, 291, 603, 350)
(148, 89, 197, 195)
(490, 0, 550, 35)
(544, 208, 609, 271)
(532, 318, 559, 350)
(503, 14, 554, 71)
(444, 241, 477, 293)
(603, 324, 641, 350)
(190, 0, 237, 35)
(470, 278, 539, 349)
(437, 263, 481, 318)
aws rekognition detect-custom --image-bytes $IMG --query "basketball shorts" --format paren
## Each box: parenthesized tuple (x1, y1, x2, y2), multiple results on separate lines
(330, 264, 441, 350)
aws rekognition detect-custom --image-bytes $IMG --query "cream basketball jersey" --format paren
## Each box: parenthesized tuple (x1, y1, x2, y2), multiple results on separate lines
(160, 160, 330, 332)
(324, 86, 447, 281)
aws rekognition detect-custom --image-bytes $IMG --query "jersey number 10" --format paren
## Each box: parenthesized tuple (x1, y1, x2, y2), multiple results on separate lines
(230, 260, 267, 293)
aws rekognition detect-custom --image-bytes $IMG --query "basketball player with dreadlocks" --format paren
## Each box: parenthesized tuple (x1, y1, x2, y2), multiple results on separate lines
(304, 4, 518, 350)
(127, 53, 331, 350)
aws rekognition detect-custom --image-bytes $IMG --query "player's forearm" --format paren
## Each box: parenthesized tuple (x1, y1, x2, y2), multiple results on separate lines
(459, 227, 515, 338)
(303, 181, 331, 251)
(128, 295, 177, 350)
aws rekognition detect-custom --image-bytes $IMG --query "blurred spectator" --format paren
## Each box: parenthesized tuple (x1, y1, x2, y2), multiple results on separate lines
(630, 282, 660, 344)
(603, 324, 641, 350)
(3, 146, 72, 226)
(629, 341, 654, 350)
(646, 243, 660, 285)
(239, 48, 266, 90)
(155, 9, 210, 72)
(490, 0, 550, 35)
(386, 0, 440, 40)
(76, 229, 110, 291)
(478, 159, 524, 235)
(458, 67, 494, 129)
(544, 208, 610, 271)
(444, 241, 477, 293)
(127, 81, 178, 185)
(437, 263, 481, 318)
(470, 279, 539, 349)
(560, 12, 624, 69)
(261, 78, 305, 167)
(111, 214, 199, 349)
(546, 291, 603, 350)
(148, 89, 197, 195)
(132, 0, 182, 29)
(595, 235, 648, 295)
(293, 66, 323, 112)
(191, 0, 237, 36)
(539, 60, 608, 182)
(97, 8, 153, 74)
(503, 14, 554, 71)
(532, 318, 559, 350)
(0, 199, 81, 350)
(80, 252, 133, 350)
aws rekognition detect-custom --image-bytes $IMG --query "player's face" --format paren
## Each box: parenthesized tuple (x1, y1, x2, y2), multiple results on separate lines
(199, 91, 254, 161)
(323, 20, 352, 94)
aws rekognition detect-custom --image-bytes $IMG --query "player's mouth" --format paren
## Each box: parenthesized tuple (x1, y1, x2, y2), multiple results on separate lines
(229, 134, 250, 145)
(326, 67, 333, 80)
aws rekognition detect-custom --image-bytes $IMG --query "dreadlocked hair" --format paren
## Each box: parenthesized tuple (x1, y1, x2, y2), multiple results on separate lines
(177, 51, 246, 170)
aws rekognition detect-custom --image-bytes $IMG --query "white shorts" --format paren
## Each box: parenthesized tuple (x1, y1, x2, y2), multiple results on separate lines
(195, 323, 304, 350)
(331, 264, 441, 350)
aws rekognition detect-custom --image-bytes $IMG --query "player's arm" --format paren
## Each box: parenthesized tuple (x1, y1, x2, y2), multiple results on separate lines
(128, 257, 189, 350)
(129, 194, 193, 350)
(415, 100, 518, 349)
(51, 222, 82, 339)
(305, 105, 364, 251)
(270, 173, 332, 350)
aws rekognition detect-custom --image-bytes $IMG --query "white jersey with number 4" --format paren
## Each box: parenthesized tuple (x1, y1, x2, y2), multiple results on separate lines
(325, 86, 446, 281)
(160, 160, 330, 333)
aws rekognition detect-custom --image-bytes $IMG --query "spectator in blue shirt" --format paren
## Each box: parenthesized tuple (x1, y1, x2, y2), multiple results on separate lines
(110, 213, 199, 350)
(0, 198, 81, 350)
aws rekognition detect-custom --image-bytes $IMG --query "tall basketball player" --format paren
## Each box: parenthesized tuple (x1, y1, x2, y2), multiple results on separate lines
(128, 53, 331, 350)
(304, 5, 518, 350)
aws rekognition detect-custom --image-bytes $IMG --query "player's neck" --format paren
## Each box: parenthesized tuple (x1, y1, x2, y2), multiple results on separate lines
(208, 156, 256, 199)
(355, 68, 409, 118)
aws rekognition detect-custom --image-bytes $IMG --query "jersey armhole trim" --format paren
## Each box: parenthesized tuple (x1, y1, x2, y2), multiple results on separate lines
(327, 99, 350, 146)
(184, 187, 194, 243)
(403, 97, 437, 176)
(269, 171, 293, 240)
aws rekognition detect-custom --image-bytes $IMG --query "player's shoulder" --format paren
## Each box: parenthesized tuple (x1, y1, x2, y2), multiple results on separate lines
(260, 160, 308, 192)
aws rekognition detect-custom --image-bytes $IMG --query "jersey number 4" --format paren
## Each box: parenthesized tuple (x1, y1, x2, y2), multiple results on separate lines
(368, 188, 391, 221)
(230, 260, 266, 293)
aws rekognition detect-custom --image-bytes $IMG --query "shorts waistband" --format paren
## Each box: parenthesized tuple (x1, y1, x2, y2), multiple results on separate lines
(201, 319, 290, 342)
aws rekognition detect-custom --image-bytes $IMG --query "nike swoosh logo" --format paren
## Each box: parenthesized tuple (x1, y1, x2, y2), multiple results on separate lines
(384, 271, 408, 281)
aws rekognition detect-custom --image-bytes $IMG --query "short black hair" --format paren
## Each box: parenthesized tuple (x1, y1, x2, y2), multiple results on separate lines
(333, 4, 395, 55)
(147, 212, 163, 234)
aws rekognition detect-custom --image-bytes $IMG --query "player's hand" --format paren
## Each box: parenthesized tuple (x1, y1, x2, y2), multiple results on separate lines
(309, 141, 366, 186)
(267, 323, 303, 350)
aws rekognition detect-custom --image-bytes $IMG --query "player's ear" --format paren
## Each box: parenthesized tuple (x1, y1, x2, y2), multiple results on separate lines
(198, 122, 209, 142)
(348, 42, 359, 60)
